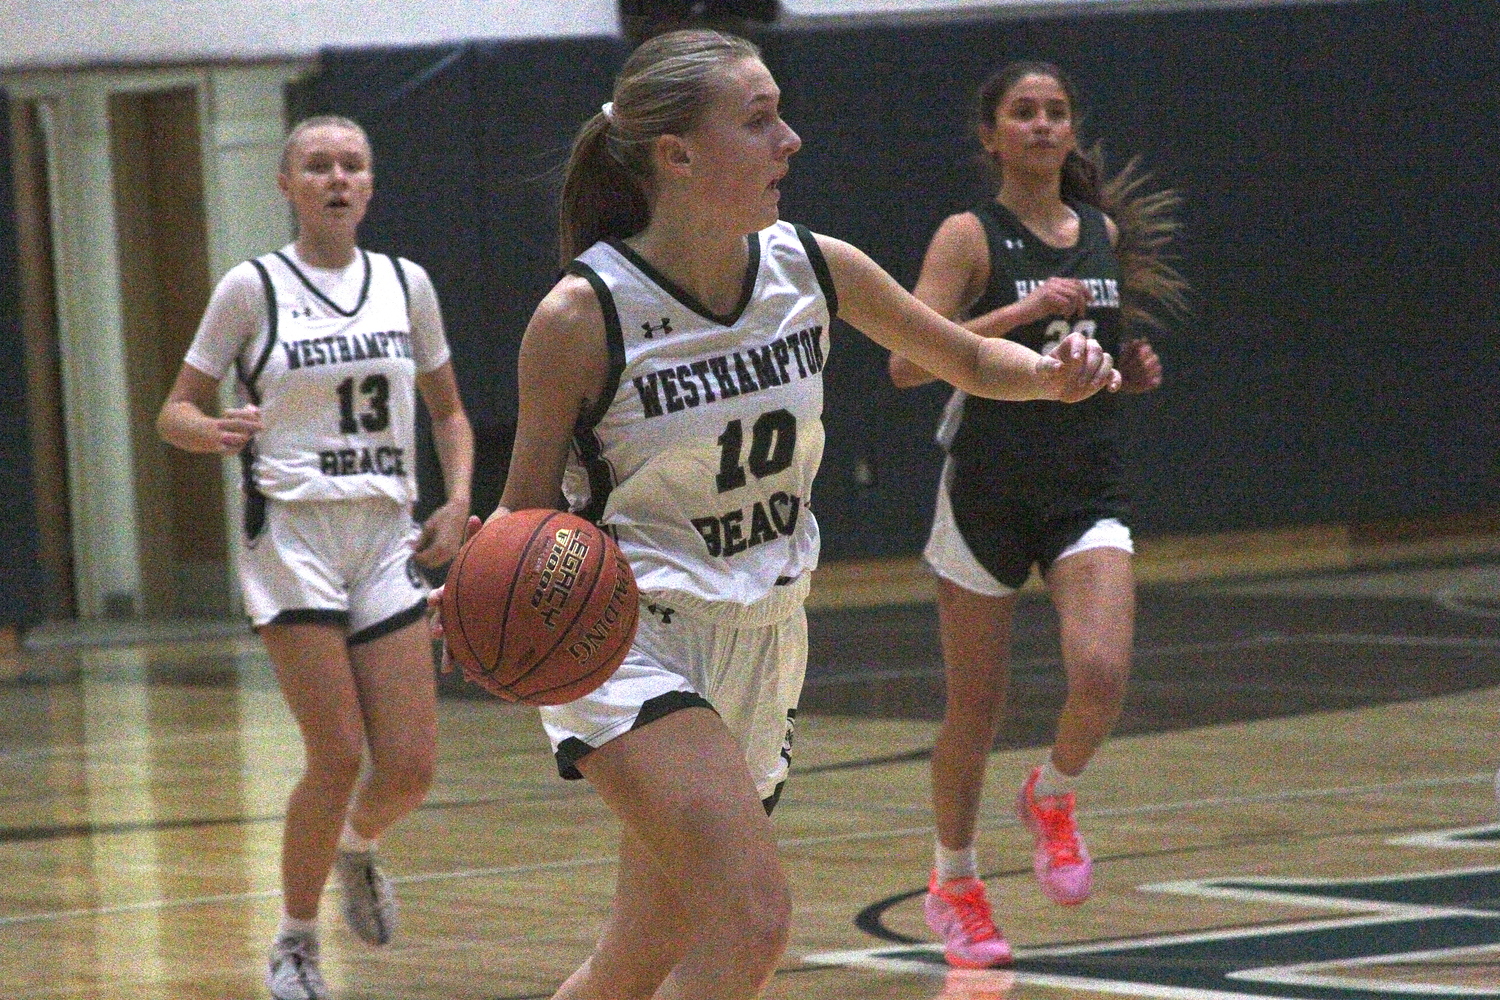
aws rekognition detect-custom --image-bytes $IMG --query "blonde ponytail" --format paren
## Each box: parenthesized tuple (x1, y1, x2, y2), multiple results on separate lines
(558, 112, 652, 266)
(556, 28, 762, 267)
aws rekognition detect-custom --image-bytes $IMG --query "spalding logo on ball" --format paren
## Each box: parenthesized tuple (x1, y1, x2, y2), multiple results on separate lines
(441, 509, 639, 705)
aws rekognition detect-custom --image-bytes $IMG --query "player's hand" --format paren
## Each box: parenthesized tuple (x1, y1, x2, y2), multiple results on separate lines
(1043, 331, 1120, 403)
(413, 498, 472, 569)
(428, 515, 483, 673)
(213, 404, 263, 454)
(1019, 277, 1091, 323)
(1117, 337, 1163, 393)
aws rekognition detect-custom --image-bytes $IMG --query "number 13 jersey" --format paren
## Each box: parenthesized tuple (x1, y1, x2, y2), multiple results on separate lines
(564, 222, 836, 607)
(185, 246, 451, 506)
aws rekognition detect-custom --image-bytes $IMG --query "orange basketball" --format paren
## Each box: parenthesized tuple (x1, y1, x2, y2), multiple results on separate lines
(440, 509, 639, 705)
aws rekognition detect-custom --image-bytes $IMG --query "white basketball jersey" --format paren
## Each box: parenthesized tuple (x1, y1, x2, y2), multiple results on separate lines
(238, 249, 423, 504)
(564, 222, 835, 606)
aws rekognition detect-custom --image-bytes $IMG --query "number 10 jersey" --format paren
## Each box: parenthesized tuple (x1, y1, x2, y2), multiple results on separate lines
(564, 222, 836, 607)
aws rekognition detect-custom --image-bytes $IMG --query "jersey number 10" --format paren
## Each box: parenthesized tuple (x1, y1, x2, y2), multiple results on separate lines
(715, 409, 797, 494)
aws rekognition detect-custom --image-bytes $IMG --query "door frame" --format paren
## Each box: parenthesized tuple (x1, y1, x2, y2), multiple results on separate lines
(1, 61, 308, 619)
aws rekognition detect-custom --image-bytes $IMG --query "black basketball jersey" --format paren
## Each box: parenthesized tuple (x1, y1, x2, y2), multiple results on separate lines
(944, 199, 1123, 470)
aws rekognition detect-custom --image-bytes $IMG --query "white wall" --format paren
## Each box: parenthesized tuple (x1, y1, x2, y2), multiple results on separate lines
(0, 1, 619, 73)
(1, 0, 1355, 73)
(778, 0, 1348, 21)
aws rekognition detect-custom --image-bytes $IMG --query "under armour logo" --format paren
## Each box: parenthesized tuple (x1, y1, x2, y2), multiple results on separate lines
(646, 603, 675, 624)
(1004, 238, 1024, 251)
(641, 317, 673, 340)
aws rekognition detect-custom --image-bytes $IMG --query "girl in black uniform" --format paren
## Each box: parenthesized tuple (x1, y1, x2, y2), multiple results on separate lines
(889, 61, 1186, 968)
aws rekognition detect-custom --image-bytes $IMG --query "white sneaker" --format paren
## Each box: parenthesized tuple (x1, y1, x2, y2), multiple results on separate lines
(266, 932, 329, 1000)
(334, 849, 397, 946)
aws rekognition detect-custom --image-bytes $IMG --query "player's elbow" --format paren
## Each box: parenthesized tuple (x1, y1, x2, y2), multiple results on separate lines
(888, 354, 934, 390)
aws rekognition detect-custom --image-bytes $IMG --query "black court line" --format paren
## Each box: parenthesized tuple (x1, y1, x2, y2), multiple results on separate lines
(4, 563, 1494, 847)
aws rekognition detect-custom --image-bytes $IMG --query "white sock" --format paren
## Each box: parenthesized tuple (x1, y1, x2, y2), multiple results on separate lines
(338, 821, 377, 854)
(277, 913, 317, 939)
(1035, 758, 1077, 799)
(934, 841, 979, 882)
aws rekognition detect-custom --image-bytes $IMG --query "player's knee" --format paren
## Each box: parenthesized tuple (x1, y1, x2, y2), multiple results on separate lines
(307, 736, 365, 791)
(374, 746, 436, 803)
(593, 959, 666, 1000)
(399, 750, 437, 798)
(727, 876, 792, 965)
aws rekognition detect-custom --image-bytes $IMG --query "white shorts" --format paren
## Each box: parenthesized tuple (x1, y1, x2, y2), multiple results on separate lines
(925, 459, 1134, 598)
(539, 576, 810, 802)
(238, 496, 429, 643)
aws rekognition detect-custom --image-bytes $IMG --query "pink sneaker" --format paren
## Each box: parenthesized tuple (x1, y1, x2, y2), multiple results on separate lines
(1015, 767, 1093, 905)
(923, 871, 1014, 968)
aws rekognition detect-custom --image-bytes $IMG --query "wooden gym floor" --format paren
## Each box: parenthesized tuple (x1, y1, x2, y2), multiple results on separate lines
(2, 522, 1499, 999)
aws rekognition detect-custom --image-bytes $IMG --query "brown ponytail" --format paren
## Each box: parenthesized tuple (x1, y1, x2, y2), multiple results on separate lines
(1096, 150, 1189, 332)
(558, 112, 652, 265)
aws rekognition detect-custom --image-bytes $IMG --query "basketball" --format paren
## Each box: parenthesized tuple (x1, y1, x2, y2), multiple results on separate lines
(440, 509, 639, 705)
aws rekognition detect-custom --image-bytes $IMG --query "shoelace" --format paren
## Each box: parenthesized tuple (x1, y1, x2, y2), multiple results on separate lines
(359, 861, 392, 932)
(277, 940, 313, 965)
(355, 859, 380, 895)
(1035, 799, 1084, 866)
(940, 883, 1001, 941)
(273, 938, 321, 991)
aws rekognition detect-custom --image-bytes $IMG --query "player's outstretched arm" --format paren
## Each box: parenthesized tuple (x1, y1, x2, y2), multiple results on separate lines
(818, 233, 1119, 402)
(888, 212, 987, 389)
(889, 212, 1096, 390)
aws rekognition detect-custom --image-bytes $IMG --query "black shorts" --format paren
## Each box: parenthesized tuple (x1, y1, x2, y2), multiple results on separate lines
(925, 454, 1132, 592)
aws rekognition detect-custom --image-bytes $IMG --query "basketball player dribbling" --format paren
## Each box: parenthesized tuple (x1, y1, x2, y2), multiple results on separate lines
(888, 62, 1187, 968)
(431, 29, 1118, 1000)
(157, 115, 475, 1000)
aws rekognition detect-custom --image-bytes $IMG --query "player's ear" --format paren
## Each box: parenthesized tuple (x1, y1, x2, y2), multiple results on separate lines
(655, 134, 693, 177)
(976, 120, 1002, 161)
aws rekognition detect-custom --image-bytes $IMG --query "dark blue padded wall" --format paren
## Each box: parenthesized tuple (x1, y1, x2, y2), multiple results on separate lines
(206, 0, 1500, 564)
(764, 0, 1500, 553)
(0, 92, 46, 626)
(0, 2, 1493, 619)
(291, 37, 631, 518)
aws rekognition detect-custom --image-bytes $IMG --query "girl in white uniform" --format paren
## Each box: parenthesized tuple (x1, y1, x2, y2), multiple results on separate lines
(544, 221, 830, 802)
(158, 116, 474, 1000)
(433, 30, 1117, 1000)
